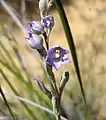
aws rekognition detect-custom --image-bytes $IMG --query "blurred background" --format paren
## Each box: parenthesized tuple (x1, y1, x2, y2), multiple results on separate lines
(0, 0, 106, 120)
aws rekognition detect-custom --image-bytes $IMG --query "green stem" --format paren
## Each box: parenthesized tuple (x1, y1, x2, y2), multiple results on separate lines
(46, 64, 61, 120)
(52, 96, 61, 120)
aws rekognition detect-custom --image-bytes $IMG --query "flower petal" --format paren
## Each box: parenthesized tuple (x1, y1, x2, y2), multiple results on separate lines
(28, 21, 44, 35)
(46, 57, 54, 66)
(46, 57, 61, 71)
(53, 62, 61, 71)
(47, 47, 56, 59)
(61, 59, 71, 64)
(63, 50, 70, 59)
(32, 21, 43, 33)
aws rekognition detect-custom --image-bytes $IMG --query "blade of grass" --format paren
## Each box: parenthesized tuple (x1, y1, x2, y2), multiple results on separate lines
(0, 109, 6, 116)
(0, 68, 37, 120)
(0, 41, 20, 71)
(0, 59, 51, 110)
(0, 39, 32, 85)
(0, 48, 8, 62)
(4, 92, 67, 120)
(55, 0, 87, 106)
(0, 67, 55, 120)
(0, 87, 15, 120)
(0, 39, 33, 88)
(12, 45, 32, 85)
(0, 38, 51, 109)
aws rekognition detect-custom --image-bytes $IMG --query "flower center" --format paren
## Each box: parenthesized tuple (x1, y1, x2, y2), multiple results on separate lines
(55, 50, 60, 58)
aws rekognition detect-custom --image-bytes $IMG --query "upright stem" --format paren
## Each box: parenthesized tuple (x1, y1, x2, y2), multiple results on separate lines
(56, 113, 61, 120)
(52, 96, 61, 120)
(46, 64, 61, 120)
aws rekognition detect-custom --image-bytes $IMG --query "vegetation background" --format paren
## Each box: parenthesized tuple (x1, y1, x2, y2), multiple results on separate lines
(0, 0, 106, 120)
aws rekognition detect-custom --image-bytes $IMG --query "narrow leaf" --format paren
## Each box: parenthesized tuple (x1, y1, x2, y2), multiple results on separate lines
(55, 0, 87, 105)
(0, 68, 37, 120)
(0, 87, 15, 120)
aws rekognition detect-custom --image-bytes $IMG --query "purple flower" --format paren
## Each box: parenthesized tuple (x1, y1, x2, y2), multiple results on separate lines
(28, 21, 44, 35)
(26, 32, 43, 49)
(41, 16, 54, 29)
(46, 46, 71, 70)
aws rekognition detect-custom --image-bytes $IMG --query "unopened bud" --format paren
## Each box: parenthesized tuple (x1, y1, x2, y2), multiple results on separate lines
(59, 71, 69, 96)
(39, 0, 49, 17)
(28, 21, 44, 35)
(41, 16, 54, 29)
(34, 78, 52, 99)
(26, 32, 43, 49)
(48, 0, 54, 9)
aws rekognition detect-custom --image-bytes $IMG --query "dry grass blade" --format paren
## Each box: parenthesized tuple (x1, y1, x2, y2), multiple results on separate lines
(0, 87, 15, 120)
(4, 92, 68, 120)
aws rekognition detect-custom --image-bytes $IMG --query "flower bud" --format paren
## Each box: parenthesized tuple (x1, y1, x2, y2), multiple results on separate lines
(48, 0, 54, 8)
(34, 78, 52, 99)
(28, 21, 44, 35)
(59, 71, 69, 97)
(26, 32, 43, 49)
(39, 0, 49, 17)
(59, 71, 69, 89)
(41, 16, 54, 29)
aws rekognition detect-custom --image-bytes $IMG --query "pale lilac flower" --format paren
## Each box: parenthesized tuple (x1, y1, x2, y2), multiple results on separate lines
(26, 32, 43, 49)
(28, 21, 44, 35)
(41, 16, 54, 29)
(46, 46, 71, 70)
